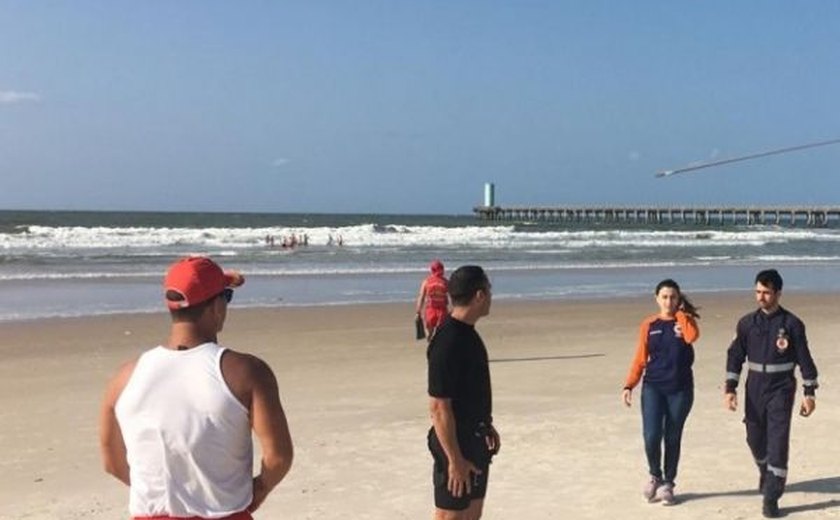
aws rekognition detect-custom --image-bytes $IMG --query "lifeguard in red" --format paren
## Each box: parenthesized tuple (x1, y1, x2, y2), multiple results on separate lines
(416, 260, 450, 337)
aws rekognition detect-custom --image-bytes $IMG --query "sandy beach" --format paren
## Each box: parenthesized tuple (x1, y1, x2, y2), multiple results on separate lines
(2, 293, 839, 519)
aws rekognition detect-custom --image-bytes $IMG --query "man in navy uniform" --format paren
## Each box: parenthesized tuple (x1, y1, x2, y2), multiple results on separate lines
(724, 269, 818, 518)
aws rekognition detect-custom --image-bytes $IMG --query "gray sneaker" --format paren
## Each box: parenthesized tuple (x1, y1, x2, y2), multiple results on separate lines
(656, 483, 676, 506)
(643, 477, 662, 502)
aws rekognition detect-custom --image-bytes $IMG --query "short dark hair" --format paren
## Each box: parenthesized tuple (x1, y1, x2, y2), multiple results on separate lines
(448, 265, 490, 306)
(755, 269, 783, 292)
(167, 289, 216, 321)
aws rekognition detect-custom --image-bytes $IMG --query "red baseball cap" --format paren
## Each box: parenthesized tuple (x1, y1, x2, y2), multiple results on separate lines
(163, 256, 245, 310)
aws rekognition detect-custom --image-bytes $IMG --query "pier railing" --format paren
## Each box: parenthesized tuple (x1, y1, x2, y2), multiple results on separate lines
(473, 205, 840, 227)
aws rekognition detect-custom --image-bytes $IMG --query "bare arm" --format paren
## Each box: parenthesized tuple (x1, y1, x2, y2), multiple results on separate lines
(248, 358, 294, 512)
(429, 397, 462, 462)
(429, 396, 480, 497)
(98, 360, 136, 486)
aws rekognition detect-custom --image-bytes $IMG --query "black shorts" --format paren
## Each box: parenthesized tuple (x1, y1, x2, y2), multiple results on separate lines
(428, 427, 491, 511)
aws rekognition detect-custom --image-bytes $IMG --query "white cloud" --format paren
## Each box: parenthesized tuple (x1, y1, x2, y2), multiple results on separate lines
(0, 90, 40, 104)
(272, 158, 290, 167)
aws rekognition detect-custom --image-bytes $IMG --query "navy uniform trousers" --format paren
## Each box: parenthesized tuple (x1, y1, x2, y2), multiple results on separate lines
(726, 307, 818, 502)
(744, 372, 796, 500)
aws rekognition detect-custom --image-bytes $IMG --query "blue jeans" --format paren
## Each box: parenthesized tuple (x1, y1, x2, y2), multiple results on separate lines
(641, 383, 694, 484)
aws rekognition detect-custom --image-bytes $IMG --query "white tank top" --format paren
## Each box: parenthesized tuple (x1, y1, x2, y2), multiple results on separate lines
(115, 342, 252, 517)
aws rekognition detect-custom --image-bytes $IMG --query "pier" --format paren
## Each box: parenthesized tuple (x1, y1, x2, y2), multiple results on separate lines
(473, 205, 840, 227)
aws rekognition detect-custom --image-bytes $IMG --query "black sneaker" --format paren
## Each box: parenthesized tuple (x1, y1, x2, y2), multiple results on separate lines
(762, 498, 781, 518)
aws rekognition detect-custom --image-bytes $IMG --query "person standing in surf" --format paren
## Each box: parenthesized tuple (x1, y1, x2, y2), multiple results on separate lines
(416, 259, 450, 339)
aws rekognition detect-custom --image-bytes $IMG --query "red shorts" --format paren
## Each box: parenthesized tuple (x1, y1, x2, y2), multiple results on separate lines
(425, 308, 446, 329)
(134, 512, 252, 520)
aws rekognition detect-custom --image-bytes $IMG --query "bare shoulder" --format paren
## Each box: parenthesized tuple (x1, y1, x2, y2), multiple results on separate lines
(104, 357, 140, 405)
(221, 349, 275, 380)
(115, 357, 139, 380)
(221, 349, 278, 408)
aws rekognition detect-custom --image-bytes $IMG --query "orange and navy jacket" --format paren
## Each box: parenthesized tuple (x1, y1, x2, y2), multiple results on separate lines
(624, 311, 699, 393)
(425, 274, 449, 311)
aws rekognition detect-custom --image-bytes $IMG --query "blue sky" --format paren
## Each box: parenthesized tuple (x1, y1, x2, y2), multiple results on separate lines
(2, 1, 839, 214)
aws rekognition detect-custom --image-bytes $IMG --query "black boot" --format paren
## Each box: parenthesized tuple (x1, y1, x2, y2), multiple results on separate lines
(762, 498, 781, 518)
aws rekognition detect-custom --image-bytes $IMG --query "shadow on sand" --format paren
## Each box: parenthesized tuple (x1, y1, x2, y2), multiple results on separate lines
(489, 353, 605, 363)
(787, 476, 840, 494)
(783, 477, 840, 516)
(678, 487, 756, 503)
(679, 476, 840, 516)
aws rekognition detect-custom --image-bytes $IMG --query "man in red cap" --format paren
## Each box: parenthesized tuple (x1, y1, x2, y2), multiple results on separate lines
(99, 256, 293, 520)
(416, 259, 450, 339)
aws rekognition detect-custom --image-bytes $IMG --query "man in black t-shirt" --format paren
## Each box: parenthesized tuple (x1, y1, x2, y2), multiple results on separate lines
(427, 265, 499, 520)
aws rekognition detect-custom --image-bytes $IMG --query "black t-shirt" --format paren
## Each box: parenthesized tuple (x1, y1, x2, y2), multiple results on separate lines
(427, 316, 492, 427)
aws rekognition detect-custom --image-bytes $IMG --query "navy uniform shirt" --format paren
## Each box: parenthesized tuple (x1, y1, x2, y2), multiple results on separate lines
(726, 307, 818, 395)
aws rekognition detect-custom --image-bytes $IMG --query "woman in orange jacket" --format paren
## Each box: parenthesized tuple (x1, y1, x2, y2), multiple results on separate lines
(622, 279, 700, 506)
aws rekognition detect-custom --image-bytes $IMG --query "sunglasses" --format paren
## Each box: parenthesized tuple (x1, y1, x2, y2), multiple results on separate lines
(220, 288, 234, 303)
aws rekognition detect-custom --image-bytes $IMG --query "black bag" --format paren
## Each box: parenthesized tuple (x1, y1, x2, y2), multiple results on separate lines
(415, 314, 426, 340)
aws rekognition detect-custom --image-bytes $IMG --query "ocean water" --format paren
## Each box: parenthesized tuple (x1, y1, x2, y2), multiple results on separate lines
(3, 210, 840, 321)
